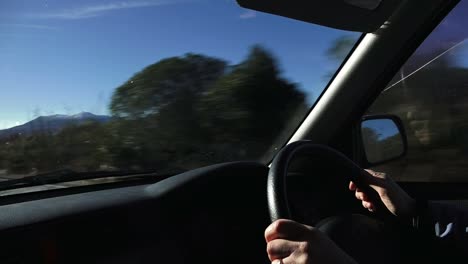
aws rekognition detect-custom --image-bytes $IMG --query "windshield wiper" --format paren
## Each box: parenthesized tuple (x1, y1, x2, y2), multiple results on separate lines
(0, 169, 174, 192)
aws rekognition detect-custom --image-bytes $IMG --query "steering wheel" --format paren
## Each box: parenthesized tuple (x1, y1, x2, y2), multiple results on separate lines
(267, 141, 405, 264)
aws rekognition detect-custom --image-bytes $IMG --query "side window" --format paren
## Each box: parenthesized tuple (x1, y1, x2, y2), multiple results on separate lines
(365, 1, 468, 182)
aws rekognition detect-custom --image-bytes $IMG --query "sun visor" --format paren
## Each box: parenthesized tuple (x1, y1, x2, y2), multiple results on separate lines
(236, 0, 401, 33)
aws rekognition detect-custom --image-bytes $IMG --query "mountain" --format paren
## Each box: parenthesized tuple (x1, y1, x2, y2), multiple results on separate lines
(0, 112, 111, 139)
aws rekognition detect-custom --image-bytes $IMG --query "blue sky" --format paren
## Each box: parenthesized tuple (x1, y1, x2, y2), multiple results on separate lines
(2, 1, 468, 130)
(363, 119, 399, 140)
(0, 0, 359, 129)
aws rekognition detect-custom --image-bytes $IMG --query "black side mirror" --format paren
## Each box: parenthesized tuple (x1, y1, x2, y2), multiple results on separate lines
(360, 115, 407, 166)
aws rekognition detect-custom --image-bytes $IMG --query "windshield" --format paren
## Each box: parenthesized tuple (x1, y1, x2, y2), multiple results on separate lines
(0, 0, 360, 186)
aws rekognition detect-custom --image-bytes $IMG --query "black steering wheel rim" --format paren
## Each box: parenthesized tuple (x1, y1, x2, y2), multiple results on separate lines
(267, 141, 408, 264)
(267, 140, 390, 222)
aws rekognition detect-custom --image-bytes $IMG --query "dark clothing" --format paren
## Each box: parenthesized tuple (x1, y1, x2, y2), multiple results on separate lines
(408, 200, 468, 263)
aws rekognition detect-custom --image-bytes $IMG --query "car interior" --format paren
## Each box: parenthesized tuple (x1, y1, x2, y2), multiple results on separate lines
(1, 0, 468, 263)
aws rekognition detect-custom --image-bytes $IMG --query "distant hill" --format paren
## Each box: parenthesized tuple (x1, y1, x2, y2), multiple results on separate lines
(0, 112, 111, 139)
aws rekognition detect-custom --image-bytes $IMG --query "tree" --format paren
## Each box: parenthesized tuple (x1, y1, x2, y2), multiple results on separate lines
(110, 54, 227, 119)
(0, 45, 309, 175)
(198, 45, 307, 159)
(108, 53, 228, 171)
(53, 121, 113, 171)
(326, 36, 356, 62)
(106, 45, 308, 171)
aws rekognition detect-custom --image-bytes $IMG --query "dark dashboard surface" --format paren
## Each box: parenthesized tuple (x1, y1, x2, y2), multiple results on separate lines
(0, 162, 271, 264)
(0, 160, 367, 264)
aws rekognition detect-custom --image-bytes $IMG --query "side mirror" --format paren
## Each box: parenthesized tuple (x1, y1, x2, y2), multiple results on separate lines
(360, 115, 407, 166)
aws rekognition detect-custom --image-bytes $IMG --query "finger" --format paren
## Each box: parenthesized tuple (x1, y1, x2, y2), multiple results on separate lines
(362, 201, 375, 211)
(266, 239, 299, 261)
(355, 190, 368, 201)
(265, 219, 313, 242)
(276, 253, 305, 264)
(349, 181, 356, 191)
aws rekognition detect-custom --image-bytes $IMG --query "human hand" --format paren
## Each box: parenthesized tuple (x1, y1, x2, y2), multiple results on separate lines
(349, 169, 415, 217)
(265, 219, 357, 264)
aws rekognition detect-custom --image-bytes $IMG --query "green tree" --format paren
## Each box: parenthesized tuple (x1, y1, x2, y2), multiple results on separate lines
(1, 45, 309, 175)
(108, 53, 227, 171)
(199, 45, 307, 160)
(110, 54, 227, 119)
(106, 45, 307, 171)
(54, 121, 113, 171)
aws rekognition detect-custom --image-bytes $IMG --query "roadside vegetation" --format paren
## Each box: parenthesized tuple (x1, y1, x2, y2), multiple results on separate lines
(0, 45, 308, 175)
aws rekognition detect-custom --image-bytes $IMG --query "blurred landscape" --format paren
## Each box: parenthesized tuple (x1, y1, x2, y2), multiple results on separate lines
(0, 45, 309, 178)
(2, 35, 468, 184)
(368, 41, 468, 182)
